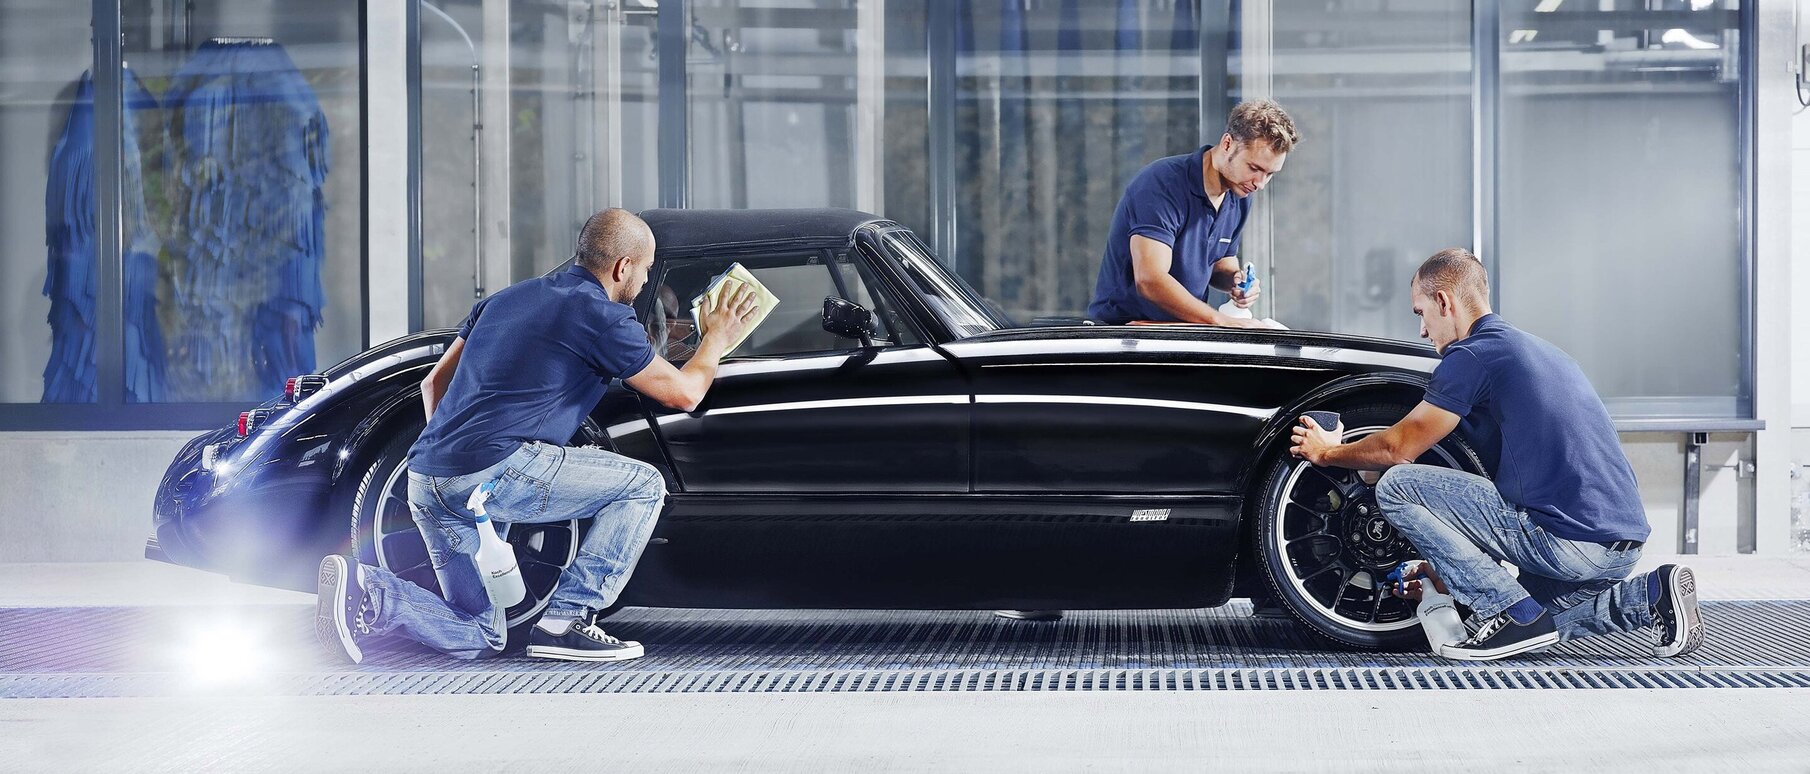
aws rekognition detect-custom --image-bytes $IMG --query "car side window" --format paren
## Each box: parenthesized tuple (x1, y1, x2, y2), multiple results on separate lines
(645, 251, 918, 363)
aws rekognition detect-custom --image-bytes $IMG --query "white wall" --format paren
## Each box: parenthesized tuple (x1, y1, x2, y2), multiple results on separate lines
(0, 432, 196, 563)
(1790, 2, 1810, 552)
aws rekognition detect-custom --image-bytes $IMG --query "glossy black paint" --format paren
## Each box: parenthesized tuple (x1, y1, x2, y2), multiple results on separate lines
(151, 209, 1445, 611)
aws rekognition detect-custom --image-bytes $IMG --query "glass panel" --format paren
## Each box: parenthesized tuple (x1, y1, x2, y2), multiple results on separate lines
(422, 1, 662, 330)
(1496, 0, 1743, 417)
(955, 0, 1201, 320)
(121, 1, 366, 403)
(419, 0, 485, 330)
(650, 252, 910, 361)
(685, 0, 929, 217)
(0, 0, 95, 402)
(1262, 0, 1473, 339)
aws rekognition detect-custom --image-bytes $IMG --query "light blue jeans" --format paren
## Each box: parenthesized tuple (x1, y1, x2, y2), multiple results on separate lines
(359, 441, 666, 658)
(1375, 464, 1654, 642)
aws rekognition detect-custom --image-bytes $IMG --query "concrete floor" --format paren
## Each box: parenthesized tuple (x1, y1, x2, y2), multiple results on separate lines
(4, 556, 1809, 772)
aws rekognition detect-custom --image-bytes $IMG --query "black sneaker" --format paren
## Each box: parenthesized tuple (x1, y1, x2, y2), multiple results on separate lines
(1438, 612, 1559, 661)
(993, 610, 1064, 622)
(1652, 564, 1704, 658)
(526, 610, 644, 662)
(315, 554, 369, 664)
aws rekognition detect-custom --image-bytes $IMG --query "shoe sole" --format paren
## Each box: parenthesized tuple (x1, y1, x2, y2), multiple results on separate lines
(526, 643, 645, 662)
(315, 556, 363, 664)
(1655, 566, 1704, 658)
(1437, 630, 1560, 662)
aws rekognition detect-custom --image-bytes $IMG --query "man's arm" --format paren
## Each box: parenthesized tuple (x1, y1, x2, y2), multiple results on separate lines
(1290, 401, 1462, 471)
(1130, 236, 1264, 327)
(1207, 255, 1239, 292)
(420, 336, 466, 421)
(625, 285, 758, 412)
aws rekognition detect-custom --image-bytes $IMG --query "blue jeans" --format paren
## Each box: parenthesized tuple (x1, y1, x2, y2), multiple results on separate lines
(359, 441, 666, 658)
(1375, 464, 1653, 642)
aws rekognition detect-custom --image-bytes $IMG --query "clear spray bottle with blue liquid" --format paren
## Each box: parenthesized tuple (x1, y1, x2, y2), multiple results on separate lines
(1218, 262, 1256, 320)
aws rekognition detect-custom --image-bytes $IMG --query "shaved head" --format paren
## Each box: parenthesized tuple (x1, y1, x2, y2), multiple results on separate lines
(1414, 248, 1488, 307)
(576, 208, 653, 273)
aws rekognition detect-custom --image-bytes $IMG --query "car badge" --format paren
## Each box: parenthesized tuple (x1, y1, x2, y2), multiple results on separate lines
(1129, 508, 1171, 522)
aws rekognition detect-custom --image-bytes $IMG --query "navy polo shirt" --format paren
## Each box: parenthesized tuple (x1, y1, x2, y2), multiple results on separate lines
(1425, 314, 1650, 544)
(1087, 145, 1250, 323)
(408, 265, 656, 477)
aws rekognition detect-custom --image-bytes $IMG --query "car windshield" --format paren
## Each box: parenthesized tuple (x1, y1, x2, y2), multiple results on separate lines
(876, 230, 1012, 338)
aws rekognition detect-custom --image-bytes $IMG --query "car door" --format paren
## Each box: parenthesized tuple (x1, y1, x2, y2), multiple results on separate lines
(636, 248, 970, 493)
(942, 329, 1327, 495)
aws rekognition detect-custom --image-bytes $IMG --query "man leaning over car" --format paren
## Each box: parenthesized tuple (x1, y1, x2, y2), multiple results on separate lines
(1086, 99, 1298, 328)
(314, 208, 758, 663)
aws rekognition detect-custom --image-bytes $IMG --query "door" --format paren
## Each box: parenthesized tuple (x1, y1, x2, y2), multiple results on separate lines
(637, 248, 969, 493)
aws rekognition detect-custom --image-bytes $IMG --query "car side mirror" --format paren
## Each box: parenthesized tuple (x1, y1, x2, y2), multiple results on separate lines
(822, 297, 877, 349)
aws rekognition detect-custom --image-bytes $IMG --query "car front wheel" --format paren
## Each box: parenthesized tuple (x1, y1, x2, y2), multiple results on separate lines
(1252, 402, 1487, 650)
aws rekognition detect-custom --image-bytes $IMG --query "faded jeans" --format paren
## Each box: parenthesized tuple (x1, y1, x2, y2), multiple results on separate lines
(1375, 464, 1654, 642)
(359, 441, 666, 658)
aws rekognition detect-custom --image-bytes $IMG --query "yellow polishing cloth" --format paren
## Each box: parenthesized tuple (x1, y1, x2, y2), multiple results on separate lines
(689, 262, 780, 356)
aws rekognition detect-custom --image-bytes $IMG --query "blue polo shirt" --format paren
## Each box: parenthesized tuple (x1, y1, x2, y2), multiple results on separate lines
(1087, 145, 1249, 323)
(1425, 314, 1649, 544)
(408, 265, 656, 477)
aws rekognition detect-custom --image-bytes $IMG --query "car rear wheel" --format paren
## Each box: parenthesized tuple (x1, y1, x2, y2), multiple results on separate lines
(1252, 402, 1487, 650)
(349, 425, 589, 648)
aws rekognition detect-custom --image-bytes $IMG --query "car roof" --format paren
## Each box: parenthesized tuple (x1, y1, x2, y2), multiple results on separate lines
(638, 208, 886, 256)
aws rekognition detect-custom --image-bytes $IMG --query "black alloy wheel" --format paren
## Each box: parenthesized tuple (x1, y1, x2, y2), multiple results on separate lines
(1252, 402, 1487, 650)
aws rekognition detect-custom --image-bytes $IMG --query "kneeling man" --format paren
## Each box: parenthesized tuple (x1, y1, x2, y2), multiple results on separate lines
(1288, 249, 1702, 661)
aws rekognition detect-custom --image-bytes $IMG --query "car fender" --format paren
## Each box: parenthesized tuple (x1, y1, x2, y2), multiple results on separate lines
(1233, 371, 1432, 495)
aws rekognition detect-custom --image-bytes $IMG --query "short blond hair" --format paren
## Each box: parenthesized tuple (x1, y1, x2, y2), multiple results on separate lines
(1225, 100, 1300, 154)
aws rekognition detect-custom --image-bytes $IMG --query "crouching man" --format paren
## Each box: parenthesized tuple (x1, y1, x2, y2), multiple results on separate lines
(1288, 249, 1702, 661)
(314, 208, 758, 663)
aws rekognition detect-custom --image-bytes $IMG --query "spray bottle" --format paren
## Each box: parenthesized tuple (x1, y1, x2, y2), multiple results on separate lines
(466, 481, 527, 607)
(1390, 560, 1466, 651)
(1218, 262, 1256, 319)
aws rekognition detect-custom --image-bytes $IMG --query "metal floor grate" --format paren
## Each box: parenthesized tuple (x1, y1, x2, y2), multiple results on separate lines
(3, 601, 1806, 697)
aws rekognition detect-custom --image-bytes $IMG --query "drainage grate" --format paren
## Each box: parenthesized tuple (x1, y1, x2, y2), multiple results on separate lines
(3, 601, 1808, 698)
(4, 667, 1809, 698)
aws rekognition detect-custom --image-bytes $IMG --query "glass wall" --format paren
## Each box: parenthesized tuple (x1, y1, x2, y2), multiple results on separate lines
(955, 0, 1202, 321)
(1495, 0, 1744, 417)
(1262, 0, 1473, 341)
(682, 0, 932, 232)
(419, 0, 663, 330)
(0, 0, 1759, 426)
(0, 1, 94, 403)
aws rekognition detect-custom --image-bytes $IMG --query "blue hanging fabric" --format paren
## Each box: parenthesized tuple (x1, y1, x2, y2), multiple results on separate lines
(161, 39, 329, 401)
(42, 69, 167, 404)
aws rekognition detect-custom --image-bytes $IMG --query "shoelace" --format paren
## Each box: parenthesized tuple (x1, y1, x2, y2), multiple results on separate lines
(574, 613, 624, 646)
(1458, 615, 1508, 648)
(354, 598, 376, 636)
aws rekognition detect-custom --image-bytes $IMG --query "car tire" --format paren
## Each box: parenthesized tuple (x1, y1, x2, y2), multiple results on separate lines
(346, 422, 592, 650)
(1251, 401, 1487, 651)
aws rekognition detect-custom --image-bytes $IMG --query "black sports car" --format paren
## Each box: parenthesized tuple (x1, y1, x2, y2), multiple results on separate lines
(150, 208, 1484, 650)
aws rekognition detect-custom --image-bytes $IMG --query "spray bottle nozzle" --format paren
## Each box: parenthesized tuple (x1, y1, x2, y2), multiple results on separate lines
(1238, 262, 1256, 292)
(466, 480, 498, 518)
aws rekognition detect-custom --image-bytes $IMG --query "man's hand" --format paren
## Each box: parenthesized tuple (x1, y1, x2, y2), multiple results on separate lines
(1230, 267, 1261, 309)
(699, 283, 760, 348)
(1289, 414, 1343, 466)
